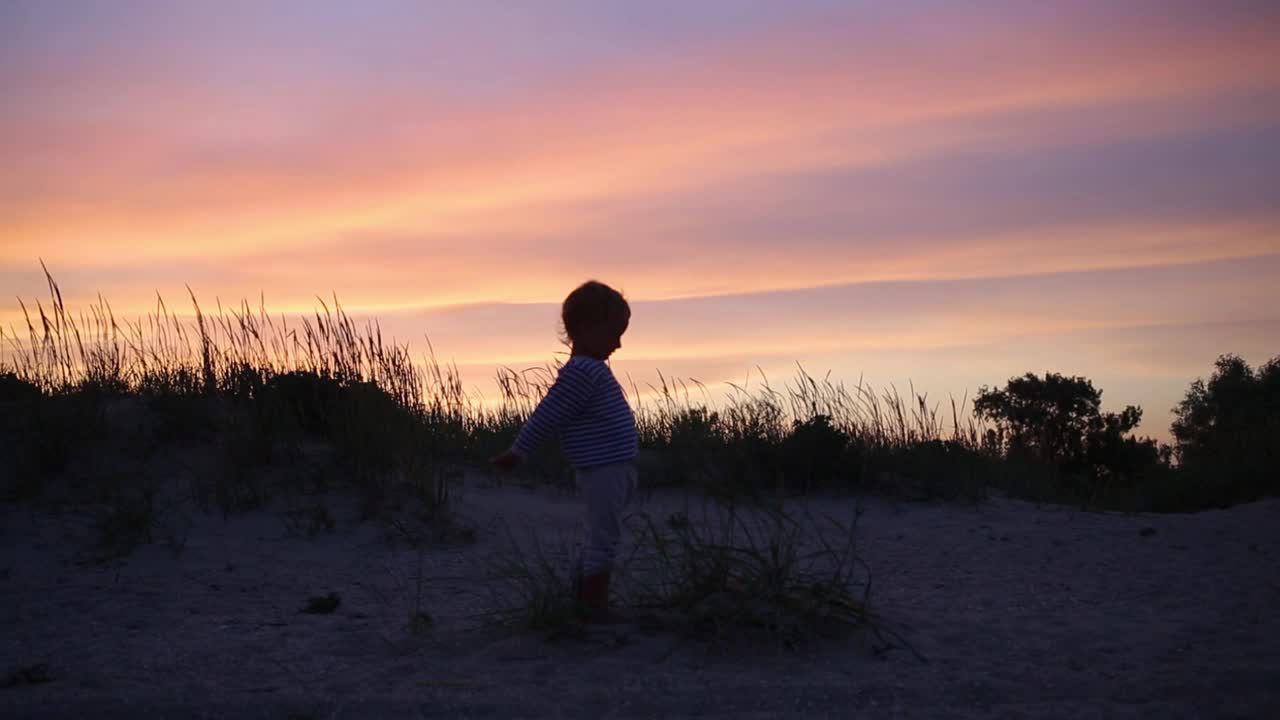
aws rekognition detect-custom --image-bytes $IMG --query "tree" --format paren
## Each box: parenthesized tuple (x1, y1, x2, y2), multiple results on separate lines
(1171, 354, 1279, 501)
(974, 372, 1157, 485)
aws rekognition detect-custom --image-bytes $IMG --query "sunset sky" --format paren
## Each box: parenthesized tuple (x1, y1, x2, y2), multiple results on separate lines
(3, 1, 1279, 441)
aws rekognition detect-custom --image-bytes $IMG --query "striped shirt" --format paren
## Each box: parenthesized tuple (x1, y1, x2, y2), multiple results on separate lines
(512, 355, 638, 470)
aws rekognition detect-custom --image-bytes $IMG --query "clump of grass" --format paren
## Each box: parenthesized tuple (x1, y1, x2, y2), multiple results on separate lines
(79, 474, 192, 563)
(618, 495, 916, 654)
(474, 493, 923, 658)
(374, 445, 475, 551)
(93, 486, 157, 558)
(472, 521, 587, 641)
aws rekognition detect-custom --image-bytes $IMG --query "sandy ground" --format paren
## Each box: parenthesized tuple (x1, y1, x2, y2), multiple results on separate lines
(2, 471, 1278, 719)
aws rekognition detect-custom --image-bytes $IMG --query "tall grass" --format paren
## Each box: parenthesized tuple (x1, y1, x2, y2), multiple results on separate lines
(629, 364, 989, 502)
(0, 270, 479, 538)
(2, 267, 437, 407)
(0, 271, 1096, 511)
(619, 496, 886, 652)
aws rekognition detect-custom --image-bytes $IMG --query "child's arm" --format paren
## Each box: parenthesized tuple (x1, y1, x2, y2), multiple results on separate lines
(490, 361, 596, 469)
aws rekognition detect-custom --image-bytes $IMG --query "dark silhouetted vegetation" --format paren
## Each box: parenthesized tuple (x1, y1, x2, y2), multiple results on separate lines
(1171, 354, 1280, 506)
(974, 372, 1166, 505)
(1, 272, 1275, 537)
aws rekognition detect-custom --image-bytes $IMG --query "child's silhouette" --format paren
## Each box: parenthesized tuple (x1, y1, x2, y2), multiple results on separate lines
(490, 280, 638, 623)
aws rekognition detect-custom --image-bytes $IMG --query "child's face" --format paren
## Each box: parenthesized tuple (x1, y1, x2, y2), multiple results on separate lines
(573, 312, 629, 360)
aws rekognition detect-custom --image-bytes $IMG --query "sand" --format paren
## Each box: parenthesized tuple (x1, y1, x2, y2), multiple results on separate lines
(2, 471, 1278, 719)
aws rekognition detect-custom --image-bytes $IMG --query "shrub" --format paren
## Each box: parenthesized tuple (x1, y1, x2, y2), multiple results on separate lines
(866, 439, 989, 502)
(1172, 354, 1280, 504)
(650, 407, 725, 489)
(0, 372, 41, 405)
(779, 414, 850, 494)
(975, 372, 1165, 494)
(0, 373, 45, 500)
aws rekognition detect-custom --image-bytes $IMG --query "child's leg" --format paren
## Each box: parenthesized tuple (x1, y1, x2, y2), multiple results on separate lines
(576, 462, 638, 577)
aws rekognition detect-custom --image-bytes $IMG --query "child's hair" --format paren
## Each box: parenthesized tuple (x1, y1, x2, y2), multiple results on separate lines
(560, 280, 630, 345)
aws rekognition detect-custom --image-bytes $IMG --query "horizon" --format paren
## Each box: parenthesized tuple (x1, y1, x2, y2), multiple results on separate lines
(4, 1, 1279, 444)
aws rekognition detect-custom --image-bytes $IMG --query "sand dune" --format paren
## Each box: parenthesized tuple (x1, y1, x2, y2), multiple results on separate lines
(2, 472, 1277, 719)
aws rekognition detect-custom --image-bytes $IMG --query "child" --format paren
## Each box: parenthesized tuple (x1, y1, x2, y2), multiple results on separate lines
(490, 280, 639, 623)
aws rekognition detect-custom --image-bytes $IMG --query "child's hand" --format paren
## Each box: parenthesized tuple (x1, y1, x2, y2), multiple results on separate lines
(490, 450, 521, 472)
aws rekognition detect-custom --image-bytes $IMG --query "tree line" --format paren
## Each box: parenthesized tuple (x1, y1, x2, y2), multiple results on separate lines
(974, 354, 1278, 507)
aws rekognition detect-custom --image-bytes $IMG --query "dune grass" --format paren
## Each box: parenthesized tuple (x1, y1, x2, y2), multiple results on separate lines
(469, 521, 586, 640)
(1, 272, 1247, 518)
(0, 271, 997, 512)
(617, 495, 923, 657)
(464, 493, 924, 657)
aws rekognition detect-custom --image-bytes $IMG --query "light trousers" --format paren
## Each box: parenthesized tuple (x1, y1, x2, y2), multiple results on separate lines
(575, 461, 639, 576)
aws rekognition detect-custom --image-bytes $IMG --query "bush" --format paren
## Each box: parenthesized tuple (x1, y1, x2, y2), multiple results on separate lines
(975, 372, 1166, 495)
(779, 414, 850, 494)
(0, 373, 45, 500)
(1172, 354, 1280, 504)
(0, 372, 41, 406)
(866, 439, 989, 502)
(653, 407, 725, 489)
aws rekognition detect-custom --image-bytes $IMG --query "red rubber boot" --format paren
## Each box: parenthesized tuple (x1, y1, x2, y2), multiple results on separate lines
(577, 571, 611, 624)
